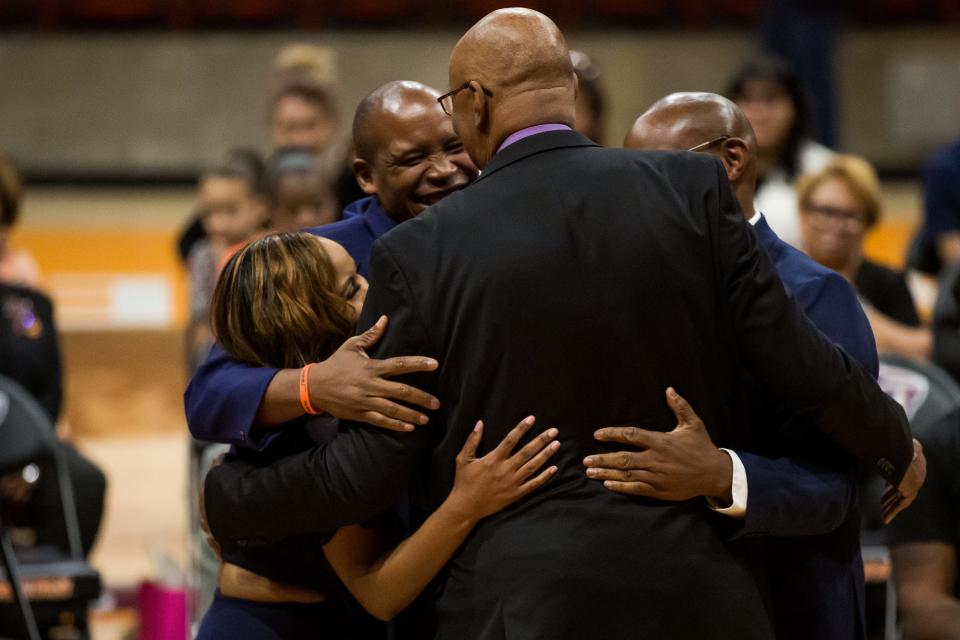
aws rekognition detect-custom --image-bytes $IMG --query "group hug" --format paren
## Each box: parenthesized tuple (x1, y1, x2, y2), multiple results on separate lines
(185, 8, 927, 640)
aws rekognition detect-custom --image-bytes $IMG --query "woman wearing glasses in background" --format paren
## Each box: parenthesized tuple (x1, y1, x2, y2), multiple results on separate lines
(797, 154, 931, 361)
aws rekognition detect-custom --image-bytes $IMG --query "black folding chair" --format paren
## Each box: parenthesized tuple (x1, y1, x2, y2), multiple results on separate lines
(0, 375, 100, 639)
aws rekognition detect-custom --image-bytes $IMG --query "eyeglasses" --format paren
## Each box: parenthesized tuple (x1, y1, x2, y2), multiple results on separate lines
(437, 82, 493, 116)
(802, 203, 869, 231)
(687, 135, 731, 153)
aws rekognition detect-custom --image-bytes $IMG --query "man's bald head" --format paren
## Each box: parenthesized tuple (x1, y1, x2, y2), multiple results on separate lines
(625, 92, 755, 153)
(625, 92, 759, 217)
(451, 8, 574, 101)
(352, 80, 441, 162)
(447, 8, 577, 167)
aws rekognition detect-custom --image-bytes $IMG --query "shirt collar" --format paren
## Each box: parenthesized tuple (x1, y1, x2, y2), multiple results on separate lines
(748, 210, 762, 226)
(497, 124, 572, 153)
(363, 196, 399, 237)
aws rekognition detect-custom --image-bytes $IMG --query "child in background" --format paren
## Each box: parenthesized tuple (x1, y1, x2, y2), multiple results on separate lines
(186, 148, 268, 373)
(265, 147, 340, 232)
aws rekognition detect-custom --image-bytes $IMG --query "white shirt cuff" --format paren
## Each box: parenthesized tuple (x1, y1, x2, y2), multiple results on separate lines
(706, 448, 748, 518)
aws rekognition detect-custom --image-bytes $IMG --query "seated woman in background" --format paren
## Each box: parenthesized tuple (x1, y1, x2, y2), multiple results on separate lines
(727, 56, 834, 247)
(198, 232, 559, 640)
(797, 154, 931, 361)
(0, 153, 41, 288)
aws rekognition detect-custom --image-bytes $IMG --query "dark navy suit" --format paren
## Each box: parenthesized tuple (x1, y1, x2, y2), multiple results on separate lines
(184, 196, 397, 447)
(735, 214, 877, 639)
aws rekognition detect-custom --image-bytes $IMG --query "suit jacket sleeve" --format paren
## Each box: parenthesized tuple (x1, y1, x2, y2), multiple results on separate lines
(734, 451, 856, 537)
(735, 272, 875, 536)
(803, 271, 879, 379)
(204, 239, 437, 546)
(709, 158, 913, 485)
(183, 343, 279, 448)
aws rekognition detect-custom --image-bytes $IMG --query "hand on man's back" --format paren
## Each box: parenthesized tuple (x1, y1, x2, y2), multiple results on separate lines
(310, 315, 442, 432)
(583, 388, 734, 503)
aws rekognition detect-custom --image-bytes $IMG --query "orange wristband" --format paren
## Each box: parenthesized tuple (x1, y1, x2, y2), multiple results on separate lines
(299, 364, 322, 416)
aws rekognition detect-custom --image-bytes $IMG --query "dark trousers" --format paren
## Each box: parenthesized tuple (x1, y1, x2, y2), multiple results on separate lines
(198, 590, 388, 640)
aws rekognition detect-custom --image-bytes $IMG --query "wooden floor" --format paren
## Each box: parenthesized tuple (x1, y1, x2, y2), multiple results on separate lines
(5, 182, 926, 638)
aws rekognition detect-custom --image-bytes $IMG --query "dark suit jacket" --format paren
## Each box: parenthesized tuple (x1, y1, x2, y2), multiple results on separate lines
(205, 130, 913, 640)
(736, 215, 874, 639)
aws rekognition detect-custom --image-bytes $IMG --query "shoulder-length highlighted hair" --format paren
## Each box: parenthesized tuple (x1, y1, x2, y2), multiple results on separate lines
(210, 232, 355, 369)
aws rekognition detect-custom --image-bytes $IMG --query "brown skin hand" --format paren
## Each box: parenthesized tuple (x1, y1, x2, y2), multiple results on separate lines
(446, 8, 578, 170)
(584, 388, 734, 503)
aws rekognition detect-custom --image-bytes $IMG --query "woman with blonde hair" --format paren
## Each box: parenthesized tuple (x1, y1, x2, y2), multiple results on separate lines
(797, 154, 931, 360)
(197, 232, 560, 639)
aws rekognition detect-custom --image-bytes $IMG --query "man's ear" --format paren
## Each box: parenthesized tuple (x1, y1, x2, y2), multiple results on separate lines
(353, 158, 378, 196)
(469, 81, 490, 133)
(720, 138, 749, 182)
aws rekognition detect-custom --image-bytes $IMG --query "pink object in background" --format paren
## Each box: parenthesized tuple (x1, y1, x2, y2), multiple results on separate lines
(137, 581, 187, 640)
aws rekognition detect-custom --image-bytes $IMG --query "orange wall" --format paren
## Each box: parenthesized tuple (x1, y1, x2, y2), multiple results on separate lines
(10, 227, 188, 328)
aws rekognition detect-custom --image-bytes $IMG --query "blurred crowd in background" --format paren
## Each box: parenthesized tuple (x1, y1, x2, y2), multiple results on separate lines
(1, 1, 960, 638)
